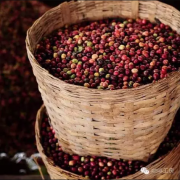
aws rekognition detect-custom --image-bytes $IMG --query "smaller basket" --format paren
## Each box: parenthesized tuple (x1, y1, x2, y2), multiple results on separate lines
(36, 105, 180, 180)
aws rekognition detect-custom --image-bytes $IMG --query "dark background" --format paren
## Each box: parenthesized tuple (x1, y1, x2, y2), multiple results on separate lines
(41, 0, 180, 10)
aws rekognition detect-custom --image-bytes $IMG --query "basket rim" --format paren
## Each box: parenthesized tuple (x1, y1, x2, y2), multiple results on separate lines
(26, 0, 180, 94)
(36, 104, 180, 179)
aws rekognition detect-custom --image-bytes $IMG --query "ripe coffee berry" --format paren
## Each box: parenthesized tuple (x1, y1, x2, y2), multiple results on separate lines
(36, 18, 180, 90)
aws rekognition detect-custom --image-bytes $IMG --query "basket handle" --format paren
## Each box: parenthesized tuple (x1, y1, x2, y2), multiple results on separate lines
(131, 0, 139, 19)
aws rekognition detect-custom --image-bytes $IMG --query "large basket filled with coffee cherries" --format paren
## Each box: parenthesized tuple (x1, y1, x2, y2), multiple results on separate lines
(26, 0, 180, 178)
(36, 105, 180, 179)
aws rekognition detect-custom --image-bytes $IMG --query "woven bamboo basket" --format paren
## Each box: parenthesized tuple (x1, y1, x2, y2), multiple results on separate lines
(27, 0, 180, 161)
(36, 105, 180, 180)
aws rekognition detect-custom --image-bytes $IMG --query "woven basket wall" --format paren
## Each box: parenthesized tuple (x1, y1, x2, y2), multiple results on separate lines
(36, 105, 180, 180)
(27, 0, 180, 161)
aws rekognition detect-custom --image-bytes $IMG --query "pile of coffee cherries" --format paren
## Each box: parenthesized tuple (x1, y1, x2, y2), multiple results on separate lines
(41, 114, 180, 179)
(35, 18, 180, 90)
(0, 1, 49, 156)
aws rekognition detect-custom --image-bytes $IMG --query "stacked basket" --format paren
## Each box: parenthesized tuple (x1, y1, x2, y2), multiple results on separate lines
(36, 105, 180, 179)
(26, 0, 180, 179)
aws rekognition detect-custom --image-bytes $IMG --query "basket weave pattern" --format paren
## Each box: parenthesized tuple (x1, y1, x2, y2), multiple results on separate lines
(36, 105, 180, 180)
(27, 1, 180, 161)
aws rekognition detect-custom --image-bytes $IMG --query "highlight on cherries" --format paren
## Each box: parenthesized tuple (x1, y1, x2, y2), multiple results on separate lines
(35, 18, 180, 90)
(41, 113, 180, 179)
